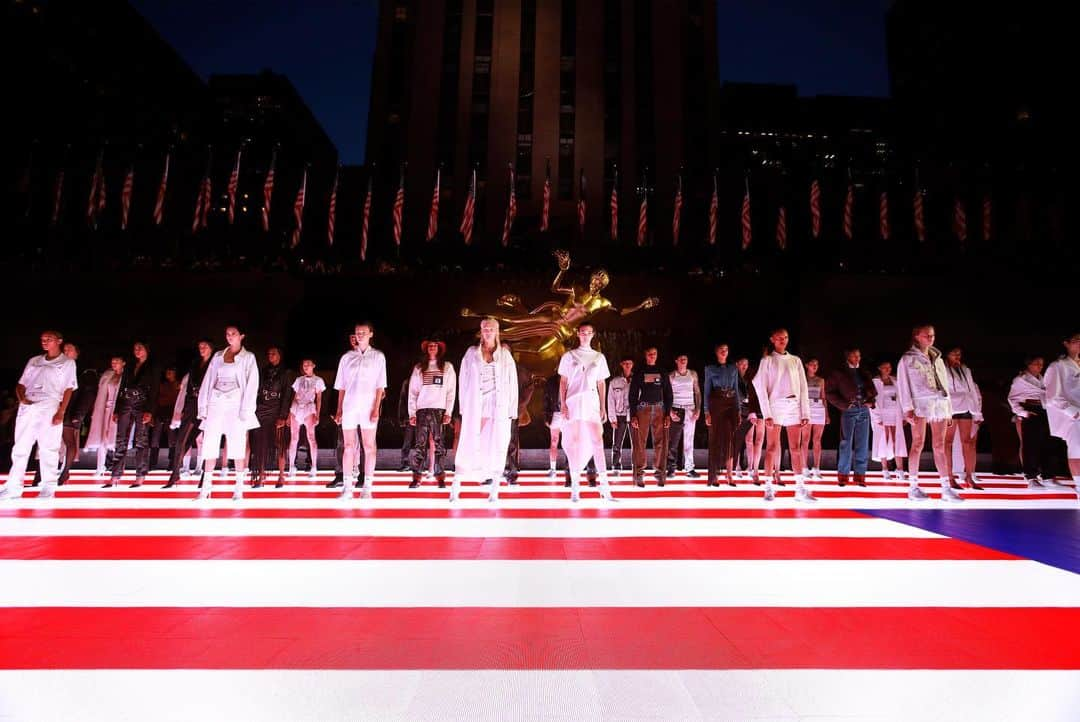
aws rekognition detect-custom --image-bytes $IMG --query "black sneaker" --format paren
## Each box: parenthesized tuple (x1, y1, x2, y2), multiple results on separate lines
(326, 477, 343, 489)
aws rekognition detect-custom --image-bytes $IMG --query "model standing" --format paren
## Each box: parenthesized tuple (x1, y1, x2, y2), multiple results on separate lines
(163, 340, 213, 488)
(896, 324, 962, 502)
(107, 340, 159, 488)
(1008, 356, 1051, 488)
(0, 330, 77, 500)
(667, 354, 701, 478)
(289, 358, 325, 482)
(250, 346, 294, 488)
(870, 361, 907, 482)
(1044, 332, 1080, 498)
(196, 326, 259, 501)
(333, 322, 387, 499)
(454, 318, 518, 502)
(557, 322, 615, 501)
(606, 356, 634, 475)
(803, 358, 829, 479)
(629, 347, 673, 487)
(703, 343, 742, 487)
(826, 348, 877, 488)
(407, 339, 455, 488)
(752, 329, 814, 502)
(943, 347, 984, 490)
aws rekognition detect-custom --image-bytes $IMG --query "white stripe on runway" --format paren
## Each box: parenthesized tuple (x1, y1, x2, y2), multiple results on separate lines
(1, 670, 1076, 722)
(0, 516, 942, 538)
(2, 559, 1077, 607)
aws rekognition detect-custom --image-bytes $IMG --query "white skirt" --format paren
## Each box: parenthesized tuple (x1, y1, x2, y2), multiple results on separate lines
(771, 397, 802, 427)
(913, 396, 953, 422)
(809, 402, 827, 426)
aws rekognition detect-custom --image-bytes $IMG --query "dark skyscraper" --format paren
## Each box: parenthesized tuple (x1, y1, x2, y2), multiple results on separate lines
(365, 0, 719, 245)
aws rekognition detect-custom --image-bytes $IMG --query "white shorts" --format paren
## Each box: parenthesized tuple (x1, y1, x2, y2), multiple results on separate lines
(550, 412, 565, 431)
(809, 402, 827, 426)
(200, 402, 250, 461)
(912, 396, 952, 422)
(770, 397, 802, 427)
(342, 394, 379, 430)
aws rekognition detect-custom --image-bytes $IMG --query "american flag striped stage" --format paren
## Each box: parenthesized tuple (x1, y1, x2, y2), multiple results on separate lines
(2, 467, 1078, 721)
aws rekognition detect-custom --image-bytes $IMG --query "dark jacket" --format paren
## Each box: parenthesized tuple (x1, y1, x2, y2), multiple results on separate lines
(826, 365, 878, 411)
(628, 364, 674, 414)
(257, 363, 295, 420)
(117, 357, 160, 411)
(65, 366, 99, 425)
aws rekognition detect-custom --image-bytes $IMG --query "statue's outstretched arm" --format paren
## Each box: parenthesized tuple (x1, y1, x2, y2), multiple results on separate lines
(618, 297, 660, 316)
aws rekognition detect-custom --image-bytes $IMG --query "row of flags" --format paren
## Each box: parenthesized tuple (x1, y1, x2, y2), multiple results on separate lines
(38, 147, 997, 252)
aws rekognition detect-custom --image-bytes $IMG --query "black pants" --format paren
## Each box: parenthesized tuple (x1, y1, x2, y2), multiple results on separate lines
(400, 424, 415, 468)
(1021, 411, 1052, 480)
(167, 410, 201, 485)
(110, 401, 151, 481)
(149, 416, 176, 470)
(733, 415, 752, 470)
(334, 424, 365, 482)
(666, 407, 689, 473)
(610, 416, 632, 470)
(250, 414, 287, 483)
(410, 408, 446, 476)
(707, 394, 739, 483)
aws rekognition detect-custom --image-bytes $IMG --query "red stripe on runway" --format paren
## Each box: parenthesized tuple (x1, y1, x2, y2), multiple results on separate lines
(1, 607, 1075, 669)
(0, 508, 868, 519)
(12, 489, 1075, 501)
(0, 536, 1017, 561)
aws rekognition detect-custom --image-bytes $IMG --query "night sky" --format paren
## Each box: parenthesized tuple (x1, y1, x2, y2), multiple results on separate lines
(133, 0, 892, 165)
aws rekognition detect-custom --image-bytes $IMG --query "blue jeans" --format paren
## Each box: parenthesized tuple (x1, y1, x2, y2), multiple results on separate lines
(837, 406, 871, 476)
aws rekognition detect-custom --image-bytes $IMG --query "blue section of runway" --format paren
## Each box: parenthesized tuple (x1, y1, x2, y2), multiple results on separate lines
(860, 509, 1080, 575)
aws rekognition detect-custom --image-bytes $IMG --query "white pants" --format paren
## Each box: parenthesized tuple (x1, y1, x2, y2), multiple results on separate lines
(453, 416, 511, 498)
(6, 400, 63, 492)
(681, 417, 696, 470)
(562, 419, 611, 496)
(200, 398, 248, 462)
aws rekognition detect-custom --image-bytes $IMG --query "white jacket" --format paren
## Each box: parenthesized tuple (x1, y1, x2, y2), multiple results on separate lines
(752, 352, 810, 421)
(1007, 373, 1045, 418)
(456, 345, 518, 476)
(197, 347, 260, 430)
(945, 364, 983, 421)
(896, 346, 950, 413)
(1044, 356, 1080, 440)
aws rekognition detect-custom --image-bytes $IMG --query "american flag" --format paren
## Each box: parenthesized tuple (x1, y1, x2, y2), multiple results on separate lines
(540, 160, 551, 232)
(120, 166, 134, 231)
(50, 169, 65, 227)
(776, 205, 787, 250)
(360, 171, 373, 261)
(426, 167, 440, 242)
(327, 167, 339, 246)
(577, 169, 587, 236)
(636, 173, 647, 247)
(953, 197, 967, 244)
(671, 173, 683, 246)
(740, 178, 751, 250)
(879, 190, 890, 241)
(610, 167, 619, 241)
(192, 150, 213, 234)
(261, 149, 277, 232)
(501, 164, 516, 247)
(226, 149, 242, 224)
(3, 467, 1077, 720)
(290, 167, 307, 249)
(152, 153, 169, 226)
(842, 180, 854, 241)
(392, 164, 405, 247)
(982, 193, 992, 241)
(459, 167, 476, 245)
(708, 172, 718, 245)
(86, 151, 106, 227)
(809, 178, 822, 239)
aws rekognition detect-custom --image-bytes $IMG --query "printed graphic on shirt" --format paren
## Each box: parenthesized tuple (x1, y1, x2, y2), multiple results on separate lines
(644, 373, 662, 385)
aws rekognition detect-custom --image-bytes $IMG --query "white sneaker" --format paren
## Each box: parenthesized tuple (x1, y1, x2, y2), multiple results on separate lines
(37, 485, 56, 499)
(907, 487, 927, 500)
(1027, 478, 1045, 489)
(599, 488, 615, 501)
(309, 468, 318, 480)
(448, 490, 459, 503)
(794, 486, 817, 502)
(882, 469, 892, 482)
(546, 468, 557, 478)
(288, 467, 298, 480)
(195, 486, 212, 501)
(570, 491, 580, 503)
(360, 485, 373, 500)
(941, 485, 964, 503)
(232, 488, 243, 501)
(763, 486, 775, 502)
(0, 486, 18, 500)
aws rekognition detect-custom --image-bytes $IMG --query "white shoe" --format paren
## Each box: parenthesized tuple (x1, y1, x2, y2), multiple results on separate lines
(0, 486, 18, 500)
(570, 491, 580, 503)
(546, 468, 557, 478)
(37, 485, 56, 499)
(907, 486, 929, 500)
(941, 485, 964, 503)
(794, 486, 817, 502)
(195, 486, 212, 501)
(1027, 478, 1045, 489)
(448, 489, 459, 503)
(360, 485, 373, 500)
(288, 467, 298, 480)
(882, 469, 892, 482)
(232, 488, 243, 501)
(763, 486, 775, 502)
(309, 468, 318, 480)
(599, 488, 615, 501)
(93, 469, 105, 480)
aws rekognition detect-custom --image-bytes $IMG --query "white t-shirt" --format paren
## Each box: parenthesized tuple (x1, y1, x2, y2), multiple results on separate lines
(291, 375, 326, 418)
(670, 371, 696, 409)
(558, 348, 610, 422)
(334, 347, 388, 421)
(19, 353, 77, 404)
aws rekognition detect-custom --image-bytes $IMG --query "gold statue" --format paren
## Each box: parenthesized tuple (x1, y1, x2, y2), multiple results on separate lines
(462, 250, 659, 366)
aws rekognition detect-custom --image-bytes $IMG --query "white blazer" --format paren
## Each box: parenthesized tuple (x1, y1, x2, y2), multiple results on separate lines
(197, 347, 260, 429)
